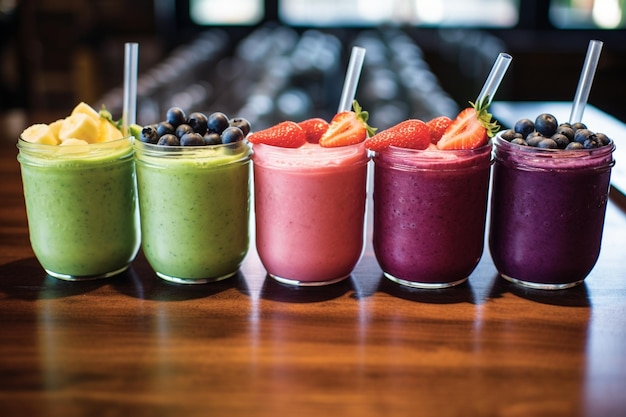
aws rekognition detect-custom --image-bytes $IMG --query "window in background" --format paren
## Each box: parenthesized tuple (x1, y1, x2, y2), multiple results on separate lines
(550, 0, 625, 28)
(279, 0, 519, 27)
(190, 0, 264, 25)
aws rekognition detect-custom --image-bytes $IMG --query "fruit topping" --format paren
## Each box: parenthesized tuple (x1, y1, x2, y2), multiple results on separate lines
(436, 98, 499, 150)
(501, 113, 611, 150)
(298, 118, 330, 144)
(139, 108, 251, 147)
(20, 102, 125, 146)
(426, 116, 452, 144)
(319, 101, 376, 148)
(364, 119, 430, 152)
(247, 121, 307, 148)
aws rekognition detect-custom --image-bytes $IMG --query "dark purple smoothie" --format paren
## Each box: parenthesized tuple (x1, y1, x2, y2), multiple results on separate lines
(373, 143, 493, 288)
(489, 135, 615, 289)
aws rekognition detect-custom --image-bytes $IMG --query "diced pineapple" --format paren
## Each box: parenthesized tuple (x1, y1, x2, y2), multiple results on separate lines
(59, 113, 99, 143)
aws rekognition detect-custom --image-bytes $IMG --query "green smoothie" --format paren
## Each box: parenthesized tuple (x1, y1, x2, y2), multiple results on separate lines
(17, 137, 140, 279)
(134, 141, 251, 283)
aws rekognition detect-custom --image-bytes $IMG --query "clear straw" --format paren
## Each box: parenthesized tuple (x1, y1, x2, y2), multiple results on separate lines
(123, 42, 139, 136)
(338, 46, 366, 113)
(569, 39, 603, 124)
(476, 52, 513, 106)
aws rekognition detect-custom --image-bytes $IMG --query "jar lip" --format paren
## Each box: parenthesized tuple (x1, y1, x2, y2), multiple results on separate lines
(18, 135, 133, 149)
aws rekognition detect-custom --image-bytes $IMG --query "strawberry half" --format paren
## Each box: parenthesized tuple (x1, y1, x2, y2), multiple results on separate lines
(426, 116, 452, 144)
(319, 101, 377, 148)
(298, 118, 329, 144)
(436, 98, 499, 150)
(248, 121, 307, 148)
(364, 119, 430, 152)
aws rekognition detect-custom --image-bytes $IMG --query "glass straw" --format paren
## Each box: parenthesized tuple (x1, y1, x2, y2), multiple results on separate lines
(338, 46, 366, 113)
(123, 42, 139, 136)
(476, 52, 512, 105)
(569, 39, 603, 124)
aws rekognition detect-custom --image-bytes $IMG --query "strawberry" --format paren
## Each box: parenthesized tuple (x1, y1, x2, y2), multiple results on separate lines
(319, 101, 377, 148)
(364, 119, 431, 152)
(298, 118, 329, 144)
(426, 116, 452, 144)
(436, 98, 499, 150)
(247, 121, 307, 148)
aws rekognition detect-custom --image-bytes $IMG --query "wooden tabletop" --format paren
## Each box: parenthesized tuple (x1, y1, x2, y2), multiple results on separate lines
(2, 116, 626, 417)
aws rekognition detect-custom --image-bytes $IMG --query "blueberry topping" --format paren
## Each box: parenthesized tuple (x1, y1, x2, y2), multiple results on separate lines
(555, 125, 574, 141)
(514, 118, 534, 138)
(187, 112, 209, 135)
(166, 107, 186, 127)
(551, 133, 570, 148)
(565, 142, 584, 150)
(534, 113, 558, 137)
(537, 138, 558, 149)
(203, 132, 222, 145)
(140, 125, 159, 144)
(511, 138, 528, 146)
(207, 112, 230, 134)
(156, 121, 175, 137)
(229, 117, 251, 137)
(157, 134, 180, 146)
(596, 132, 611, 146)
(574, 128, 595, 145)
(571, 122, 587, 131)
(221, 126, 245, 144)
(175, 123, 194, 139)
(526, 134, 544, 147)
(180, 132, 205, 146)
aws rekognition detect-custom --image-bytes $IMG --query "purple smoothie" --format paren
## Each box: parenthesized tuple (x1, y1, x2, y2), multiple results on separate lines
(489, 135, 615, 289)
(373, 143, 493, 288)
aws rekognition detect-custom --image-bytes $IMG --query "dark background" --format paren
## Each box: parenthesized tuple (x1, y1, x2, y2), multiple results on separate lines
(2, 0, 625, 130)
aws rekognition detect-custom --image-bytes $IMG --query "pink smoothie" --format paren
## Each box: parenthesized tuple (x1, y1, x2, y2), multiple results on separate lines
(252, 142, 369, 285)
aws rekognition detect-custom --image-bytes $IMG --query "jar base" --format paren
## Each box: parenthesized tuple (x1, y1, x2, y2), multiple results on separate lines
(46, 264, 130, 281)
(384, 273, 468, 289)
(156, 270, 237, 285)
(500, 273, 584, 290)
(269, 273, 349, 287)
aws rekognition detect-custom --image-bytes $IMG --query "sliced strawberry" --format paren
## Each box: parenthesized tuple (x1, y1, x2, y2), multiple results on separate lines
(426, 116, 452, 144)
(436, 99, 499, 150)
(248, 121, 307, 148)
(319, 101, 376, 148)
(364, 119, 430, 152)
(298, 118, 329, 144)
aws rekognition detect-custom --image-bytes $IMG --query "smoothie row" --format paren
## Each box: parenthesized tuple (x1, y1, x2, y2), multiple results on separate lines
(17, 102, 616, 290)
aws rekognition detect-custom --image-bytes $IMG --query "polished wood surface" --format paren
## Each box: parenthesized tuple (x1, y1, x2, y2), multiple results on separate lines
(2, 117, 626, 417)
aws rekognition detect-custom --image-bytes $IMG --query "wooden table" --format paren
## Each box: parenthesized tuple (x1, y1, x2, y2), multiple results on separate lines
(1, 116, 626, 417)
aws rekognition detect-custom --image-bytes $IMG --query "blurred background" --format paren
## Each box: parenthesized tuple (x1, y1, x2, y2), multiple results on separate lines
(1, 0, 625, 131)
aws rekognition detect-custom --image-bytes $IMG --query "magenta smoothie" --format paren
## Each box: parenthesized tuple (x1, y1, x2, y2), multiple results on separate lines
(252, 142, 369, 285)
(372, 143, 492, 288)
(489, 134, 615, 289)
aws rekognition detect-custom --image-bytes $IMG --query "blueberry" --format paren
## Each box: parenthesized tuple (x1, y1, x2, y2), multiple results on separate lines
(156, 121, 175, 137)
(571, 122, 587, 131)
(500, 129, 517, 141)
(175, 123, 194, 139)
(180, 132, 205, 146)
(583, 138, 600, 149)
(574, 128, 595, 144)
(229, 117, 251, 137)
(140, 125, 159, 144)
(551, 133, 570, 149)
(537, 138, 558, 149)
(534, 113, 558, 137)
(511, 138, 528, 146)
(596, 132, 611, 146)
(514, 118, 534, 138)
(203, 132, 222, 145)
(565, 142, 584, 150)
(207, 112, 230, 134)
(157, 134, 180, 146)
(221, 126, 245, 144)
(555, 125, 575, 141)
(187, 112, 209, 135)
(166, 107, 187, 127)
(527, 134, 544, 147)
